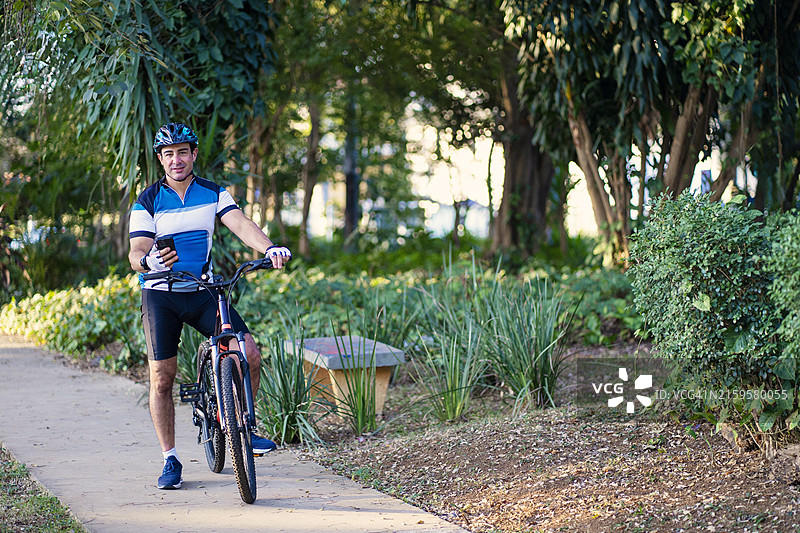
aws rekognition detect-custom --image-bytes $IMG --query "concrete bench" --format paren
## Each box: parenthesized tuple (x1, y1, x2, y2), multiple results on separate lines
(284, 336, 405, 415)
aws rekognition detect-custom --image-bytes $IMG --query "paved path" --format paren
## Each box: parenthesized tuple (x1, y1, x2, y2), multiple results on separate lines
(0, 336, 468, 533)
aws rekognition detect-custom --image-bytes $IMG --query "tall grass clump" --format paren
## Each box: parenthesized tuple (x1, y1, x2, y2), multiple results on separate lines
(257, 336, 323, 445)
(176, 327, 206, 383)
(480, 278, 575, 410)
(411, 321, 487, 421)
(415, 254, 575, 411)
(329, 331, 380, 437)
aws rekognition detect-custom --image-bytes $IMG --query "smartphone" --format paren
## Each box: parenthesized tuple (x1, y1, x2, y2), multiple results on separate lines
(155, 236, 176, 251)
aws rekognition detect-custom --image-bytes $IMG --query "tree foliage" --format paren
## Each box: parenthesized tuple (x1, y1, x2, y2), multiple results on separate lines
(2, 0, 278, 193)
(509, 0, 800, 259)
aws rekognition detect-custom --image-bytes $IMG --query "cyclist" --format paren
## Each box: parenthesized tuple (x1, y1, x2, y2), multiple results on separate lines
(128, 122, 291, 490)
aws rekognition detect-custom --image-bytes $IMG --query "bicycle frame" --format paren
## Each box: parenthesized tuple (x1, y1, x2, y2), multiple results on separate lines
(146, 257, 276, 504)
(208, 292, 256, 431)
(144, 258, 272, 434)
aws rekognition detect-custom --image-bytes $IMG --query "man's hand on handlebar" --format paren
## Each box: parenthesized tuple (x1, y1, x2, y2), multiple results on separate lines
(265, 245, 292, 269)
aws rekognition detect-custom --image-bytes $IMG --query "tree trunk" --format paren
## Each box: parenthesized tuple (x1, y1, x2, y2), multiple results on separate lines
(117, 187, 131, 262)
(567, 105, 635, 260)
(343, 92, 360, 250)
(486, 139, 496, 237)
(655, 130, 671, 189)
(246, 117, 266, 224)
(709, 68, 764, 202)
(782, 156, 800, 211)
(491, 130, 554, 256)
(248, 99, 290, 243)
(608, 150, 632, 259)
(491, 72, 554, 257)
(298, 99, 322, 258)
(637, 113, 654, 221)
(244, 120, 264, 263)
(566, 107, 614, 242)
(263, 173, 287, 243)
(663, 85, 716, 194)
(553, 164, 569, 259)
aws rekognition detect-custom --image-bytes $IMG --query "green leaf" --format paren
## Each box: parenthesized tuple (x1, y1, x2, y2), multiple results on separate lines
(730, 193, 747, 205)
(787, 410, 800, 431)
(773, 358, 796, 380)
(758, 409, 779, 432)
(692, 293, 711, 312)
(722, 331, 753, 354)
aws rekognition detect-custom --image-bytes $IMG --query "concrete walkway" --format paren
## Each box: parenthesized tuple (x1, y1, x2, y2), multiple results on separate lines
(0, 336, 468, 533)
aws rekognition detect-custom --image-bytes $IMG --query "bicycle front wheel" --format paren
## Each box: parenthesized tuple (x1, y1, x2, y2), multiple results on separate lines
(221, 355, 257, 504)
(197, 343, 225, 473)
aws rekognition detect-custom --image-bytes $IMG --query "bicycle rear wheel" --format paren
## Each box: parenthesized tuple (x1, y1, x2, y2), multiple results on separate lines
(197, 343, 225, 473)
(220, 355, 257, 504)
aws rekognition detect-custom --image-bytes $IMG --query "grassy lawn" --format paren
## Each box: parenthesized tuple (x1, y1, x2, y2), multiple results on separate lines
(0, 444, 85, 533)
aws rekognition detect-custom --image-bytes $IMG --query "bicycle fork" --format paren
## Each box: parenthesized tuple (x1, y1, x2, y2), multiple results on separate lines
(210, 331, 257, 432)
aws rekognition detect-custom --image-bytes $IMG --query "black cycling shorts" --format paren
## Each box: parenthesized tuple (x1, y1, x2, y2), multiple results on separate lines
(141, 289, 249, 361)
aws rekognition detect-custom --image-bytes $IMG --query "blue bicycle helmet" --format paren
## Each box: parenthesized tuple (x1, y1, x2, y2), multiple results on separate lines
(153, 122, 198, 153)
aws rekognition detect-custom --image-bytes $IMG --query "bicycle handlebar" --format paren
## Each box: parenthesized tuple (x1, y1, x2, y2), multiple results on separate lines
(142, 257, 276, 290)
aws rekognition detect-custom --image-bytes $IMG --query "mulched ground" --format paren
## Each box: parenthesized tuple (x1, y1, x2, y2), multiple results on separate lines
(305, 339, 800, 533)
(307, 407, 800, 532)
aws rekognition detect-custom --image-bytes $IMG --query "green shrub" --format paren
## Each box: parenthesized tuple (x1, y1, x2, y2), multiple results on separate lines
(629, 192, 795, 436)
(0, 274, 146, 370)
(308, 230, 486, 277)
(767, 212, 800, 359)
(766, 211, 800, 430)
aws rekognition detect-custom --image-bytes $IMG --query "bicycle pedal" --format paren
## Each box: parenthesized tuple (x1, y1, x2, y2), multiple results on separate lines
(179, 383, 202, 403)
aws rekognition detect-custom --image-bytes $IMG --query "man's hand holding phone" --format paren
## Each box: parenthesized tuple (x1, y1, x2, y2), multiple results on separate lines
(154, 236, 178, 268)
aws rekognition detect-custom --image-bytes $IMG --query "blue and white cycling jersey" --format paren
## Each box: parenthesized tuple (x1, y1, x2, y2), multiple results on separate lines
(129, 175, 239, 291)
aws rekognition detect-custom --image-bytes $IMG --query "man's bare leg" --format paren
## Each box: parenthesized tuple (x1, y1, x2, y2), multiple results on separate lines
(149, 357, 178, 452)
(244, 333, 261, 395)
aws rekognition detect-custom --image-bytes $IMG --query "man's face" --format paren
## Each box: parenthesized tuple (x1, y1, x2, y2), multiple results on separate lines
(157, 143, 197, 183)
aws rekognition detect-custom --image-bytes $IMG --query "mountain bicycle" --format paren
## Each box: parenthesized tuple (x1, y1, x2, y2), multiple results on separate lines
(143, 257, 278, 504)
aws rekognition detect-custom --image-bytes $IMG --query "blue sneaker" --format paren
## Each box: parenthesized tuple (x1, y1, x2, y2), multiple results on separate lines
(157, 456, 183, 489)
(251, 433, 277, 455)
